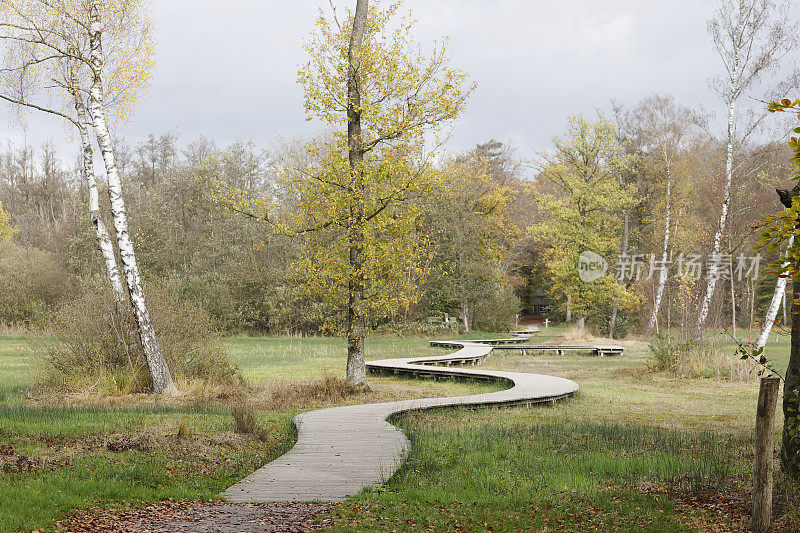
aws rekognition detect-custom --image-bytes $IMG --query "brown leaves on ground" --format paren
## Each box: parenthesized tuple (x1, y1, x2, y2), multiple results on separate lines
(0, 443, 66, 473)
(56, 500, 335, 533)
(642, 478, 800, 533)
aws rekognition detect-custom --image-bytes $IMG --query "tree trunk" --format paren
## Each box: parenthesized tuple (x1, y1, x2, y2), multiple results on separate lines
(783, 276, 800, 478)
(731, 276, 737, 338)
(344, 0, 369, 390)
(575, 316, 585, 338)
(695, 97, 736, 341)
(646, 177, 671, 334)
(566, 294, 572, 322)
(88, 5, 175, 395)
(752, 377, 781, 532)
(757, 236, 794, 348)
(609, 180, 631, 338)
(69, 66, 125, 304)
(461, 301, 470, 332)
(750, 278, 755, 330)
(608, 303, 618, 339)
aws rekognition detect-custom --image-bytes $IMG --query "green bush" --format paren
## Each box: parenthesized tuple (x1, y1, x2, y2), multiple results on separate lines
(34, 278, 240, 395)
(0, 241, 72, 326)
(647, 331, 685, 372)
(471, 285, 520, 332)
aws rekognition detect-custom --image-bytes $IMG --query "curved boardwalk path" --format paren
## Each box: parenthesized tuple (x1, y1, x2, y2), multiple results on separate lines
(224, 334, 578, 503)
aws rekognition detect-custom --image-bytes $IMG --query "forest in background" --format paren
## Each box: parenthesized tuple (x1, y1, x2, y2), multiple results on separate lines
(0, 97, 794, 339)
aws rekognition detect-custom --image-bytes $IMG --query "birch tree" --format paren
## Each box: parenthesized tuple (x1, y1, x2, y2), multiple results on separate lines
(0, 0, 175, 394)
(695, 0, 798, 340)
(85, 2, 174, 394)
(69, 58, 125, 303)
(0, 2, 124, 300)
(757, 235, 792, 348)
(758, 98, 800, 479)
(623, 96, 694, 334)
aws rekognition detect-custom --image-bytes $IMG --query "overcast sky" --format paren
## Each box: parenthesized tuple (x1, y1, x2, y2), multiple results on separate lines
(0, 1, 764, 167)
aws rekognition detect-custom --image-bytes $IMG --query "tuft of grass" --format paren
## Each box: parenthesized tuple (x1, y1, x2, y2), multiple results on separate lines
(267, 374, 366, 408)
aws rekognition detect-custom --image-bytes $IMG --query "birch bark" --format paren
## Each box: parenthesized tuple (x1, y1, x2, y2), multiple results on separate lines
(69, 64, 125, 304)
(646, 170, 672, 333)
(695, 96, 736, 340)
(87, 4, 175, 395)
(757, 236, 794, 348)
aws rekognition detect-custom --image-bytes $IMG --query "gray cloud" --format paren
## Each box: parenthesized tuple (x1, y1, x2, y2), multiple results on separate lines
(0, 1, 750, 164)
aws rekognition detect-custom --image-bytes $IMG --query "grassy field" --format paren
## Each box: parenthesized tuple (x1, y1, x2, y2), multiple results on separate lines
(0, 332, 499, 531)
(0, 328, 798, 531)
(325, 326, 798, 532)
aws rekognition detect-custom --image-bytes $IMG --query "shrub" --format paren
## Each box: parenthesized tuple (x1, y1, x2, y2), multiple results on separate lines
(647, 331, 680, 371)
(471, 285, 520, 332)
(265, 375, 365, 410)
(647, 333, 752, 380)
(0, 241, 72, 326)
(33, 278, 240, 395)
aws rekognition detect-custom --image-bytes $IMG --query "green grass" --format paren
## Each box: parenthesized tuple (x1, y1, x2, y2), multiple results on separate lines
(0, 328, 797, 531)
(223, 332, 506, 384)
(0, 332, 501, 531)
(0, 335, 31, 403)
(224, 335, 442, 383)
(324, 327, 798, 531)
(0, 405, 295, 531)
(328, 413, 751, 532)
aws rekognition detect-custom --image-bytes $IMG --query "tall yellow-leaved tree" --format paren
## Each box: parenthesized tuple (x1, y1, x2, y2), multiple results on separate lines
(218, 0, 473, 388)
(296, 0, 474, 388)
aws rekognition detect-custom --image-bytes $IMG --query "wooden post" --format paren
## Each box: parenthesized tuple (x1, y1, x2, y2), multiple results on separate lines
(751, 376, 781, 533)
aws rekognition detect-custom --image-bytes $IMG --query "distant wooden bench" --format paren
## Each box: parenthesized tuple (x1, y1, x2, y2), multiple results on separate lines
(426, 317, 459, 326)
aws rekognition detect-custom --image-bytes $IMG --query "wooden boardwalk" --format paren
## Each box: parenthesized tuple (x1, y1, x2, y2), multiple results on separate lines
(223, 335, 578, 503)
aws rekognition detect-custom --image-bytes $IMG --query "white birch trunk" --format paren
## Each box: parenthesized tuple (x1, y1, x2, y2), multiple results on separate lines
(783, 289, 787, 326)
(731, 276, 737, 338)
(695, 96, 736, 340)
(88, 6, 175, 395)
(646, 174, 671, 334)
(757, 235, 794, 348)
(70, 68, 124, 303)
